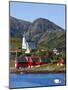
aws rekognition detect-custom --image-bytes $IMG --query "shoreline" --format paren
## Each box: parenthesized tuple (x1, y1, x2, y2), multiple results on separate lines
(10, 69, 65, 74)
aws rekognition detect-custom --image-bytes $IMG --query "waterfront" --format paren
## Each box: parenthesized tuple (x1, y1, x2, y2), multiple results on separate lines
(9, 73, 66, 88)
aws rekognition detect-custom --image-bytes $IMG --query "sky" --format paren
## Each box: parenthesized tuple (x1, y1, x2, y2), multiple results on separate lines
(10, 2, 65, 29)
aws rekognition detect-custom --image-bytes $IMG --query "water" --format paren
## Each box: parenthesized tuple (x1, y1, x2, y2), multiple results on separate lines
(9, 73, 66, 88)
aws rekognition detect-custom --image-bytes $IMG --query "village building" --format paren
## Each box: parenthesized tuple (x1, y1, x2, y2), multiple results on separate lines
(53, 48, 59, 55)
(53, 47, 65, 56)
(22, 32, 36, 53)
(57, 58, 64, 66)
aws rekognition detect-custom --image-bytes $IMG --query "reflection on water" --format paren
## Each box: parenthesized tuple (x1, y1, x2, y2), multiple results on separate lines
(9, 73, 66, 88)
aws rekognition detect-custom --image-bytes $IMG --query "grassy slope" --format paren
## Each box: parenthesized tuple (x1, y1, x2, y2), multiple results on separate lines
(38, 31, 66, 49)
(10, 37, 22, 49)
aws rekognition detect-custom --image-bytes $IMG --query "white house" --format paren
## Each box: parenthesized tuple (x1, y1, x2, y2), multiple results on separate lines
(53, 48, 59, 55)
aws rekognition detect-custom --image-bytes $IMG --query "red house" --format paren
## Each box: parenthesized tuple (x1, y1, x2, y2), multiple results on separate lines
(57, 58, 64, 66)
(15, 56, 41, 69)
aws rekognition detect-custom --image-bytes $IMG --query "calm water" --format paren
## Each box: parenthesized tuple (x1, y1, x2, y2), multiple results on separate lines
(9, 73, 66, 88)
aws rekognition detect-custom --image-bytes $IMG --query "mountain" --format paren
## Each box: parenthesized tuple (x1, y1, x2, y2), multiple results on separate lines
(10, 16, 31, 38)
(27, 18, 64, 35)
(10, 16, 66, 49)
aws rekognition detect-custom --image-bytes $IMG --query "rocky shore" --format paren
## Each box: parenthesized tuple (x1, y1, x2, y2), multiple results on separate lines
(10, 67, 65, 74)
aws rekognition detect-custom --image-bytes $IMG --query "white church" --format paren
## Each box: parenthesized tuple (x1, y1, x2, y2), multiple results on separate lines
(22, 32, 36, 53)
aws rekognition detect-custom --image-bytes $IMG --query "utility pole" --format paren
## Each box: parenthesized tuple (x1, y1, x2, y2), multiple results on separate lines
(15, 49, 17, 60)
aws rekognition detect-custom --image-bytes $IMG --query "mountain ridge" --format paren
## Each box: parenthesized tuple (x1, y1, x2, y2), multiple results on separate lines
(10, 16, 66, 49)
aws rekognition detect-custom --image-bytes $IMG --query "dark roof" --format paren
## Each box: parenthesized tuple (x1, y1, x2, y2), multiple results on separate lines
(26, 40, 35, 43)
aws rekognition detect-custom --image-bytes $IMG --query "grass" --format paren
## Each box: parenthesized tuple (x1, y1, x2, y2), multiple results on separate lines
(10, 60, 15, 68)
(34, 63, 65, 71)
(10, 37, 22, 49)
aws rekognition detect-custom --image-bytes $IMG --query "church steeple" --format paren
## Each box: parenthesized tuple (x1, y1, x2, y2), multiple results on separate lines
(22, 31, 36, 53)
(22, 32, 27, 49)
(22, 32, 30, 53)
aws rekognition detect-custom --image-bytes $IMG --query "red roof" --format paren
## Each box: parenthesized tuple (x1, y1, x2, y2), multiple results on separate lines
(57, 58, 64, 64)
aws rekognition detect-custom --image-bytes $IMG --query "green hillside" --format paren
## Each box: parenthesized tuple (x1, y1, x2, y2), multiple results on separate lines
(10, 37, 22, 49)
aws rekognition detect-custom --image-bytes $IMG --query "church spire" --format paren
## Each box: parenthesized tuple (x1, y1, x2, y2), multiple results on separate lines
(22, 32, 27, 49)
